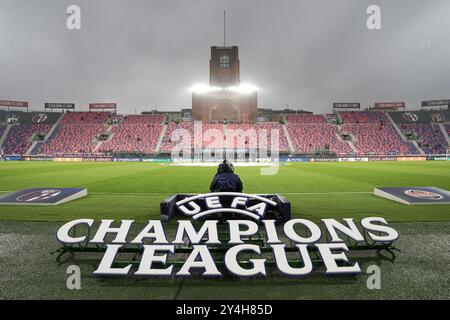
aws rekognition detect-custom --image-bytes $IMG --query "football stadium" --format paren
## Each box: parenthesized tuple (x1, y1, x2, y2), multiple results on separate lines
(1, 1, 449, 303)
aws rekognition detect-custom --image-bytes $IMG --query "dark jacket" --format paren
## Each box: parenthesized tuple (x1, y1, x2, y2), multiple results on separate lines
(210, 171, 243, 193)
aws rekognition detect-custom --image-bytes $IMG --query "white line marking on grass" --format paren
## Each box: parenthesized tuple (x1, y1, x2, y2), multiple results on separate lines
(86, 191, 373, 196)
(0, 191, 373, 196)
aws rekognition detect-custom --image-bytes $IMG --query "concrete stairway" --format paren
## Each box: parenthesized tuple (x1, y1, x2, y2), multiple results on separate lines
(93, 125, 114, 153)
(385, 112, 424, 155)
(0, 124, 11, 147)
(438, 123, 450, 147)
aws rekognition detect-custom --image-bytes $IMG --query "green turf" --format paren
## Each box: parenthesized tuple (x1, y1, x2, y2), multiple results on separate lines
(0, 161, 449, 222)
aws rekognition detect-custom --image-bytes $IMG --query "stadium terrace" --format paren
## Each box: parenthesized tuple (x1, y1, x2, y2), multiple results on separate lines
(56, 217, 399, 277)
(0, 109, 449, 160)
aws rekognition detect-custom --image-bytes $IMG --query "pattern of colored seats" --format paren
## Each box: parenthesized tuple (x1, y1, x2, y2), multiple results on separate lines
(285, 114, 326, 123)
(286, 123, 352, 154)
(226, 123, 289, 151)
(121, 114, 164, 123)
(159, 122, 194, 153)
(99, 115, 164, 154)
(400, 123, 448, 154)
(201, 123, 225, 149)
(2, 123, 52, 154)
(340, 111, 388, 123)
(38, 113, 109, 155)
(342, 123, 418, 155)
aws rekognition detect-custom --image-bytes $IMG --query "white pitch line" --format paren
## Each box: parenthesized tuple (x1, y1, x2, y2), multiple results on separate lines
(90, 191, 373, 195)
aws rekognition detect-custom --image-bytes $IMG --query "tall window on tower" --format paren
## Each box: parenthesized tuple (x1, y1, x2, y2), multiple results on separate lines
(219, 55, 230, 68)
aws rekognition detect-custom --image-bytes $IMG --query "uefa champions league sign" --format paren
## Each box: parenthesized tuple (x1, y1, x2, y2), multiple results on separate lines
(56, 193, 399, 278)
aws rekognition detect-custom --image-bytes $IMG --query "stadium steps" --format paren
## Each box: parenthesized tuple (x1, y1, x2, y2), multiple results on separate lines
(282, 124, 295, 153)
(336, 130, 357, 153)
(411, 140, 425, 155)
(335, 125, 357, 153)
(26, 141, 39, 156)
(0, 124, 11, 147)
(438, 123, 450, 147)
(93, 125, 114, 152)
(155, 124, 167, 153)
(27, 114, 65, 155)
(47, 112, 63, 138)
(385, 112, 424, 155)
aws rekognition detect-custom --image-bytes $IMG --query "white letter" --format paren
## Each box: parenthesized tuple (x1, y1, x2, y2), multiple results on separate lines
(66, 5, 81, 30)
(134, 245, 174, 276)
(225, 244, 266, 277)
(228, 220, 258, 244)
(322, 218, 364, 242)
(316, 243, 361, 274)
(173, 220, 220, 244)
(57, 219, 94, 244)
(366, 5, 381, 30)
(93, 244, 131, 275)
(247, 202, 267, 216)
(176, 245, 221, 276)
(205, 196, 222, 209)
(284, 219, 321, 243)
(262, 220, 282, 244)
(90, 219, 134, 244)
(178, 201, 201, 216)
(231, 196, 248, 208)
(131, 220, 168, 244)
(361, 217, 399, 242)
(272, 244, 312, 276)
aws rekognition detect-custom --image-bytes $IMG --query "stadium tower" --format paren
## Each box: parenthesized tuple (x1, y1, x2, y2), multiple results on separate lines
(192, 13, 258, 122)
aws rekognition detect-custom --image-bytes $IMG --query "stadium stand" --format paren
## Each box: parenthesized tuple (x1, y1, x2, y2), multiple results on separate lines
(2, 109, 446, 157)
(202, 123, 226, 149)
(340, 111, 388, 123)
(2, 123, 52, 154)
(0, 111, 62, 155)
(287, 122, 352, 154)
(0, 110, 9, 122)
(285, 114, 326, 123)
(388, 110, 445, 124)
(399, 123, 448, 154)
(38, 112, 109, 155)
(341, 122, 418, 155)
(159, 122, 194, 153)
(226, 123, 289, 151)
(0, 125, 6, 138)
(337, 111, 418, 155)
(99, 115, 164, 154)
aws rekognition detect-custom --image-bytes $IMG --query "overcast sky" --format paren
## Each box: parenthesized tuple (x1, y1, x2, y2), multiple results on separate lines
(1, 0, 449, 114)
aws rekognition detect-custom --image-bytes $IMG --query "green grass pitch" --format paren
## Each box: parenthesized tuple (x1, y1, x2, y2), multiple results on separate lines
(0, 161, 449, 222)
(0, 161, 449, 299)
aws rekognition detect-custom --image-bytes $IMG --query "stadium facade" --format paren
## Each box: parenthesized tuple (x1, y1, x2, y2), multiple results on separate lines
(192, 46, 258, 123)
